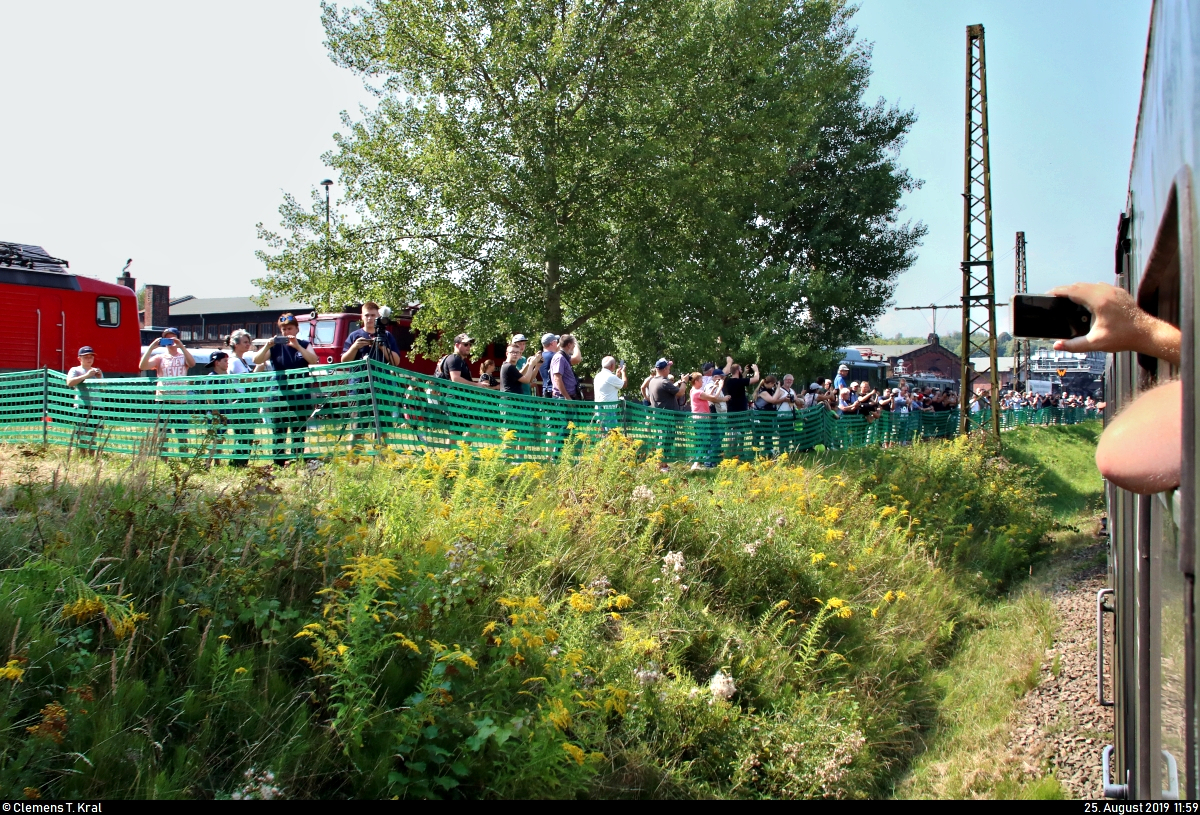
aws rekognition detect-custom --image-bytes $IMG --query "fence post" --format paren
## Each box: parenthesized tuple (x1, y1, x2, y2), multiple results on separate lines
(364, 361, 384, 444)
(42, 366, 49, 447)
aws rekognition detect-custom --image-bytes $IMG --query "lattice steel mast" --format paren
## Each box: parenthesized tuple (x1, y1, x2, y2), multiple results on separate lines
(1013, 231, 1030, 388)
(960, 23, 1001, 438)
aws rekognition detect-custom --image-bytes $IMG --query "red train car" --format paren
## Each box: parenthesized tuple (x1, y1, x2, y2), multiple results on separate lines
(1, 243, 141, 375)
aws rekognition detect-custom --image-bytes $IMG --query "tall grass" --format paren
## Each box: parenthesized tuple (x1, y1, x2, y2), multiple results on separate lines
(0, 431, 1053, 799)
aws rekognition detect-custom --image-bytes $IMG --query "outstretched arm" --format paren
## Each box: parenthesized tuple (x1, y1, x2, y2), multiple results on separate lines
(1048, 282, 1180, 366)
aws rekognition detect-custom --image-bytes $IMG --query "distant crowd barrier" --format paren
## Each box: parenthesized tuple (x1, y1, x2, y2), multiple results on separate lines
(0, 362, 1098, 463)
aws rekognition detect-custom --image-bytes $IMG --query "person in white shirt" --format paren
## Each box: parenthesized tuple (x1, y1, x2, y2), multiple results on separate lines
(66, 346, 104, 449)
(594, 357, 626, 402)
(139, 328, 196, 455)
(224, 332, 256, 464)
(227, 330, 255, 375)
(594, 356, 626, 430)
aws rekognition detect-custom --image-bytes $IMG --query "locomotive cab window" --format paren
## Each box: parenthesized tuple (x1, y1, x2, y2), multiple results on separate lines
(313, 320, 336, 345)
(96, 297, 120, 327)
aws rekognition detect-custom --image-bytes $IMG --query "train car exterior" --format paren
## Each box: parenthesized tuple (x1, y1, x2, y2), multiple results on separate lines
(0, 244, 141, 376)
(1103, 0, 1199, 798)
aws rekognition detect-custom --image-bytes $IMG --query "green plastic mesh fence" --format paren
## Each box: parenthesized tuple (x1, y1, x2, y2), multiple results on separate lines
(0, 363, 1097, 463)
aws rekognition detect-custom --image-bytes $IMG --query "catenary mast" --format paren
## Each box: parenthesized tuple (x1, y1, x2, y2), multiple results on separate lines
(959, 24, 1002, 439)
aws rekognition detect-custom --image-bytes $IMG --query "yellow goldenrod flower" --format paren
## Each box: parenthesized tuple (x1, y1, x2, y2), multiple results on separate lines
(0, 659, 24, 682)
(234, 667, 248, 675)
(562, 742, 586, 765)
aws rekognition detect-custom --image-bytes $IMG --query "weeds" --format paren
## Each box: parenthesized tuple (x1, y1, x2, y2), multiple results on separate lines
(0, 431, 1055, 798)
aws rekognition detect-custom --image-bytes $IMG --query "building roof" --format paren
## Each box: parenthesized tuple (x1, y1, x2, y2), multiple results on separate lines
(169, 295, 311, 316)
(972, 356, 1015, 374)
(853, 343, 937, 359)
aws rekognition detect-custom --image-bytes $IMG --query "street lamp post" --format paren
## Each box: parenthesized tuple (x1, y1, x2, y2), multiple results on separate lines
(321, 179, 333, 277)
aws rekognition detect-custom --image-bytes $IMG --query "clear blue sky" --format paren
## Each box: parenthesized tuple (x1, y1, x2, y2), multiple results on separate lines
(1, 1, 1152, 340)
(853, 0, 1151, 338)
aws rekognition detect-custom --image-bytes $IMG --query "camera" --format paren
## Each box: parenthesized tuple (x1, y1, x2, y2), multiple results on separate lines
(273, 336, 288, 346)
(366, 305, 395, 364)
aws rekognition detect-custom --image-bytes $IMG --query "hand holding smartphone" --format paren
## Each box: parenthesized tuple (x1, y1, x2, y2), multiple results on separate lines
(1012, 294, 1092, 339)
(159, 338, 174, 347)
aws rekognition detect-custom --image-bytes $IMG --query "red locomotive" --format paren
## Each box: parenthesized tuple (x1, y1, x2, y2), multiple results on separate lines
(1, 243, 141, 375)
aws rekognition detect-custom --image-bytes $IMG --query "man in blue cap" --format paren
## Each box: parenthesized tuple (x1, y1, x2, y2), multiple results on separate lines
(67, 346, 105, 450)
(66, 346, 103, 388)
(647, 359, 681, 465)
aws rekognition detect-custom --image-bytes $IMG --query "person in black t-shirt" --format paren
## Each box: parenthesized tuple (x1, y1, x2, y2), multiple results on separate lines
(436, 334, 496, 388)
(723, 362, 761, 413)
(252, 313, 319, 465)
(499, 345, 525, 393)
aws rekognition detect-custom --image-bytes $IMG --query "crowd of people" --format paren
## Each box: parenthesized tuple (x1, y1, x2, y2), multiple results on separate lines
(62, 304, 1100, 467)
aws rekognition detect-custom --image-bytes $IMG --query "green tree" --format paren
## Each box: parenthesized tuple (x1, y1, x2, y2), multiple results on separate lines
(255, 0, 923, 371)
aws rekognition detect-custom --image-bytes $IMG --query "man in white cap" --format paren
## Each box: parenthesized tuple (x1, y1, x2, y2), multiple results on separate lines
(509, 333, 539, 395)
(833, 363, 850, 392)
(537, 332, 581, 397)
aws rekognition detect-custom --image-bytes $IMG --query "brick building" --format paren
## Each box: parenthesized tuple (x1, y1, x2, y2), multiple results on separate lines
(852, 334, 978, 390)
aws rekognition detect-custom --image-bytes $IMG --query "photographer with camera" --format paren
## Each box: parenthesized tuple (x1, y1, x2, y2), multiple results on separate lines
(341, 302, 402, 366)
(253, 313, 319, 465)
(140, 327, 197, 456)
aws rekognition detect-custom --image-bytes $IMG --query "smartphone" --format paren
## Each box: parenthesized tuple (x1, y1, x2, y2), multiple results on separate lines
(619, 359, 626, 368)
(159, 338, 174, 347)
(1012, 294, 1092, 339)
(273, 335, 288, 346)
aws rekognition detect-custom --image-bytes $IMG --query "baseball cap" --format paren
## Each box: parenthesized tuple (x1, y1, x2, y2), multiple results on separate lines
(454, 333, 474, 344)
(77, 346, 95, 356)
(205, 350, 230, 368)
(701, 361, 715, 373)
(808, 382, 821, 392)
(712, 368, 726, 377)
(512, 333, 528, 343)
(838, 363, 849, 371)
(163, 327, 181, 337)
(541, 332, 559, 346)
(655, 358, 670, 369)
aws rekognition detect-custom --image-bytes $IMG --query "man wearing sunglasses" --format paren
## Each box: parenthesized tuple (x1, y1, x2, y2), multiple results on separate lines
(253, 313, 320, 465)
(436, 334, 495, 388)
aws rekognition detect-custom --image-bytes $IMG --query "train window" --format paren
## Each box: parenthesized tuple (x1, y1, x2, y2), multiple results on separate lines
(313, 320, 336, 345)
(1137, 188, 1181, 381)
(96, 297, 120, 327)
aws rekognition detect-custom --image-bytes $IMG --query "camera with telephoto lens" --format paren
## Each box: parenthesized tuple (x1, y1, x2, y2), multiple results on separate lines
(368, 305, 394, 363)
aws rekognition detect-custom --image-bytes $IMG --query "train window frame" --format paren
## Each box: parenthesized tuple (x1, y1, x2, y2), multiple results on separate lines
(1131, 167, 1197, 800)
(96, 297, 120, 328)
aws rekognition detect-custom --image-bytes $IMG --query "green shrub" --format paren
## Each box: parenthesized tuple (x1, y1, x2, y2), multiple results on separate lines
(0, 431, 1053, 799)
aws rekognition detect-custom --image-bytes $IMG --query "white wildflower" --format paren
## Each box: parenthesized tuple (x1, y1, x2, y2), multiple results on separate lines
(635, 666, 663, 686)
(709, 670, 736, 702)
(743, 540, 760, 556)
(632, 485, 654, 503)
(662, 551, 685, 574)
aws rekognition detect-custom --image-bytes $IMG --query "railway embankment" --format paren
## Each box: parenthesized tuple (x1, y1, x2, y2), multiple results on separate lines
(0, 427, 1087, 799)
(896, 422, 1107, 799)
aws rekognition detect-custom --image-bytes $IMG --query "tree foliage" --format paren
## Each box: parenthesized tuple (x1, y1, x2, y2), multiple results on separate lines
(255, 0, 924, 372)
